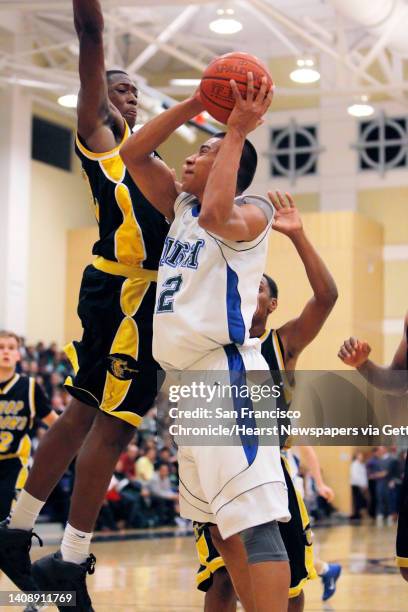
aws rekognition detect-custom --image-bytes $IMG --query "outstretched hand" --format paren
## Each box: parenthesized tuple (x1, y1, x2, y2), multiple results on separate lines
(317, 482, 335, 503)
(338, 337, 371, 368)
(269, 191, 303, 236)
(227, 72, 274, 137)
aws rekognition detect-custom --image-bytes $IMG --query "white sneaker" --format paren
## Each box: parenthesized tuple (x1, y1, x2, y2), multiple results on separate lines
(376, 514, 384, 527)
(386, 516, 394, 526)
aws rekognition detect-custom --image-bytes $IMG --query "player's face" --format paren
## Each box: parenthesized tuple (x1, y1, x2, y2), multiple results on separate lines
(181, 137, 222, 196)
(251, 277, 277, 328)
(108, 74, 138, 129)
(0, 336, 20, 371)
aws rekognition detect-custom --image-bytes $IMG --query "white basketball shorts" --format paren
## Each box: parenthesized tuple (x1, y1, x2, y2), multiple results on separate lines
(177, 343, 290, 539)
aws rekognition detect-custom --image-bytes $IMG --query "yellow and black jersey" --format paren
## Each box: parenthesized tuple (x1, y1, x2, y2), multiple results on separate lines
(260, 329, 293, 445)
(75, 122, 169, 271)
(260, 328, 287, 390)
(0, 375, 51, 461)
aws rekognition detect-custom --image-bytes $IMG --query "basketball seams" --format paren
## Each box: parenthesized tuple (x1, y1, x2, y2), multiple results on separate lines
(199, 87, 235, 112)
(199, 52, 273, 123)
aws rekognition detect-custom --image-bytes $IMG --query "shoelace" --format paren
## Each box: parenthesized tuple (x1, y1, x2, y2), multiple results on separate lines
(28, 532, 43, 551)
(86, 554, 96, 575)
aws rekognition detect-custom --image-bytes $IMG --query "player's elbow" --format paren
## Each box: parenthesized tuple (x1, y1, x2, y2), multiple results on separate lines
(78, 24, 104, 46)
(318, 283, 338, 311)
(75, 4, 104, 39)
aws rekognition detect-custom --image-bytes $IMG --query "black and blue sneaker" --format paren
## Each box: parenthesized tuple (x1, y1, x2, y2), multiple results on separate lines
(321, 562, 342, 601)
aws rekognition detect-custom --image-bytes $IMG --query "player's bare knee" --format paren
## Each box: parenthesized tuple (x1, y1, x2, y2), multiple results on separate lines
(94, 411, 135, 451)
(211, 568, 236, 602)
(57, 399, 96, 435)
(400, 567, 408, 583)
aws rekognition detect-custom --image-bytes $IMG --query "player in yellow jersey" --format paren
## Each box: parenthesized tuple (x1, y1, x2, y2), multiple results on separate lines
(0, 1, 168, 607)
(0, 331, 58, 522)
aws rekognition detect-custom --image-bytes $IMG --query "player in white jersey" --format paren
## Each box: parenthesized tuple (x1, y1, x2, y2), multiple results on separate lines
(121, 75, 290, 612)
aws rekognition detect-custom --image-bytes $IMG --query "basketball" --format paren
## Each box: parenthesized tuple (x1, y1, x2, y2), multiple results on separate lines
(199, 52, 273, 124)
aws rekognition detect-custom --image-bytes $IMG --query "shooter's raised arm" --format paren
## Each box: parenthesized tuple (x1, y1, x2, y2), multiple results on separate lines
(120, 95, 204, 219)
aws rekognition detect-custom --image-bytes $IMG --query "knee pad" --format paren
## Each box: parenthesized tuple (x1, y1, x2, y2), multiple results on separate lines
(240, 520, 288, 564)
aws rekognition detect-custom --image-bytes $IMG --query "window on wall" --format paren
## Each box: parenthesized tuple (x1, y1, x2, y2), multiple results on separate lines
(354, 113, 408, 175)
(32, 116, 72, 171)
(266, 120, 323, 184)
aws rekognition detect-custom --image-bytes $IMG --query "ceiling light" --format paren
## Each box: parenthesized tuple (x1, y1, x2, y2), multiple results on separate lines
(58, 94, 78, 108)
(290, 59, 320, 84)
(209, 18, 243, 34)
(210, 8, 242, 34)
(170, 78, 201, 87)
(347, 96, 374, 118)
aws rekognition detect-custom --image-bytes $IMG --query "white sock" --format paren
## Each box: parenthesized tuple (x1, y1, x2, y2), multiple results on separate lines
(60, 523, 93, 565)
(318, 561, 330, 576)
(9, 490, 45, 531)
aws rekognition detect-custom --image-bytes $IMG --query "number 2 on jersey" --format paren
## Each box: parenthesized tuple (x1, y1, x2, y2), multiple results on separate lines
(0, 431, 14, 453)
(157, 274, 183, 313)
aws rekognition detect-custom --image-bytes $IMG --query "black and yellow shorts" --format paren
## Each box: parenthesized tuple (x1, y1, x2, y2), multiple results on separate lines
(64, 257, 162, 428)
(396, 454, 408, 569)
(194, 456, 316, 598)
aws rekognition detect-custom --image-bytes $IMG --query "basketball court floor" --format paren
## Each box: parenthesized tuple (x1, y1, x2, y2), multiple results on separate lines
(0, 523, 405, 611)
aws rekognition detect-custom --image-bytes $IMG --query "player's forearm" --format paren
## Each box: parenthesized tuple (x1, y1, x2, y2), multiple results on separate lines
(73, 0, 104, 37)
(357, 360, 408, 393)
(199, 128, 244, 226)
(121, 97, 203, 163)
(290, 229, 338, 308)
(298, 446, 325, 488)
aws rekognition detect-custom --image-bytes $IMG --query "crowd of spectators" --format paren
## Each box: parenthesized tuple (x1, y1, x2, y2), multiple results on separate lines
(16, 340, 407, 532)
(17, 339, 184, 531)
(350, 446, 407, 525)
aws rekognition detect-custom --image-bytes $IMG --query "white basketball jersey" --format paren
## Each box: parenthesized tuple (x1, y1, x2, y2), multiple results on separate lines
(153, 192, 274, 370)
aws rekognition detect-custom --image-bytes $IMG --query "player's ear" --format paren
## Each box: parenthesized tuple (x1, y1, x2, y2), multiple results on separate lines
(268, 298, 278, 314)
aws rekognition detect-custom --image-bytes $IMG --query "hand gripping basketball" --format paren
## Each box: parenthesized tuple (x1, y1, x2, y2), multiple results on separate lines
(199, 51, 274, 124)
(227, 72, 274, 137)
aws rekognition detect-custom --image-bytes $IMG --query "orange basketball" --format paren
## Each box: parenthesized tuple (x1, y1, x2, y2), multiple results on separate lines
(199, 52, 273, 124)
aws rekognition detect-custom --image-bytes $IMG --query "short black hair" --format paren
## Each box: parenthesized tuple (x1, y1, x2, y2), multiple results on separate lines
(214, 132, 257, 193)
(106, 69, 130, 82)
(263, 273, 278, 299)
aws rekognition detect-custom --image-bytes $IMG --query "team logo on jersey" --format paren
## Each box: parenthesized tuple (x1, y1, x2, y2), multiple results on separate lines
(305, 526, 313, 547)
(107, 354, 139, 380)
(160, 238, 205, 269)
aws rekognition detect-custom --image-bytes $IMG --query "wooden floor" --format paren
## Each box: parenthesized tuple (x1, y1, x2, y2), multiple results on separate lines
(0, 523, 406, 611)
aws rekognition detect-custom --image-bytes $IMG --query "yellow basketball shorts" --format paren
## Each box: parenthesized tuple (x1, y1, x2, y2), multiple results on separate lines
(64, 259, 163, 428)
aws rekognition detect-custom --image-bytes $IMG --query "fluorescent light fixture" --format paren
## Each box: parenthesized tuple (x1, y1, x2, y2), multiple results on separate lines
(347, 101, 374, 118)
(209, 18, 242, 34)
(58, 94, 78, 108)
(290, 59, 320, 84)
(170, 78, 201, 87)
(210, 8, 242, 34)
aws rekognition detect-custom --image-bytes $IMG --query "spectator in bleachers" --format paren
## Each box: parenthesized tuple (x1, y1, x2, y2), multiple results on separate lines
(149, 463, 179, 526)
(350, 452, 368, 520)
(136, 447, 157, 483)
